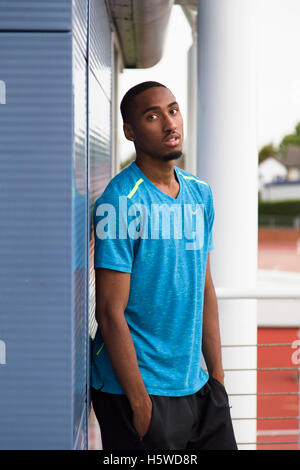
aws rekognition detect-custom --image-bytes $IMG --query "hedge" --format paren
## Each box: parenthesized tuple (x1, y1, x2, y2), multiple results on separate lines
(259, 199, 300, 216)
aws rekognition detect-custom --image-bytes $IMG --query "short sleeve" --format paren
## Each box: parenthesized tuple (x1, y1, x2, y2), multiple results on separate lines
(207, 185, 215, 252)
(93, 193, 135, 273)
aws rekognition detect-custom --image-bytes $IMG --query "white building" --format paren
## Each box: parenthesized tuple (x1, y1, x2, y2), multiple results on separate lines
(260, 147, 300, 201)
(258, 156, 287, 191)
(260, 180, 300, 201)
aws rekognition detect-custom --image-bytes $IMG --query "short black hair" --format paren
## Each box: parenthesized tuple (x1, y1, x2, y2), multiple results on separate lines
(120, 81, 167, 123)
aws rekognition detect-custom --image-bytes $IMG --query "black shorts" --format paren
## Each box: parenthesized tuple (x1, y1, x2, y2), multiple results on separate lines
(91, 377, 238, 451)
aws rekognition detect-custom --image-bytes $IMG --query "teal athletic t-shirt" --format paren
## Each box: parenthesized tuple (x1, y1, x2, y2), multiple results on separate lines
(91, 161, 214, 396)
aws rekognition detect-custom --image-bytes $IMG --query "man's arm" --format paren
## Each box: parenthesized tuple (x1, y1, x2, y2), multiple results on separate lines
(202, 253, 225, 385)
(95, 267, 152, 438)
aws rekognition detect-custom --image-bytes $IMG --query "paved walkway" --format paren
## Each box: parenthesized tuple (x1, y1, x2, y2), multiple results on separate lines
(257, 327, 300, 450)
(258, 229, 299, 450)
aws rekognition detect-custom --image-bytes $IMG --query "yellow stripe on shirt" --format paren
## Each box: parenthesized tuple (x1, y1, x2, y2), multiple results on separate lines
(96, 343, 104, 356)
(178, 171, 208, 186)
(127, 178, 144, 199)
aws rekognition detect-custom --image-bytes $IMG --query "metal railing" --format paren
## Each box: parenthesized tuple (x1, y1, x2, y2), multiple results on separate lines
(216, 287, 300, 300)
(216, 287, 300, 449)
(88, 287, 300, 450)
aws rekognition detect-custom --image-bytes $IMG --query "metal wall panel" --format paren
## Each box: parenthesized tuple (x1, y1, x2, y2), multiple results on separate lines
(0, 0, 72, 31)
(73, 0, 114, 446)
(0, 33, 74, 449)
(73, 0, 88, 57)
(89, 74, 112, 201)
(0, 0, 114, 449)
(88, 0, 112, 342)
(72, 34, 88, 449)
(89, 72, 112, 339)
(89, 0, 112, 100)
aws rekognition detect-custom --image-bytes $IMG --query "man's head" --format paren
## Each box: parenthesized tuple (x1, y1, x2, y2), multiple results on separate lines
(120, 81, 183, 162)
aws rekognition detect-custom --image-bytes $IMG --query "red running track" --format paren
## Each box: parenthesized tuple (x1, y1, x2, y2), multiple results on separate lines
(257, 328, 300, 450)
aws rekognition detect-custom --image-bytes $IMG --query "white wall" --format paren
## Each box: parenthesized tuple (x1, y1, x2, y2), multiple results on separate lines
(258, 158, 287, 190)
(261, 182, 300, 201)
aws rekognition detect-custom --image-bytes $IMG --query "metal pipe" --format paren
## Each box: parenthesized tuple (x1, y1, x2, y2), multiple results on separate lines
(229, 392, 299, 396)
(215, 287, 300, 300)
(222, 343, 295, 347)
(238, 441, 300, 446)
(108, 0, 174, 68)
(233, 417, 299, 420)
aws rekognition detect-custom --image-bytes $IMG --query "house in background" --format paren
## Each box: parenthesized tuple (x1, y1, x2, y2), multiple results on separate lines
(259, 146, 300, 201)
(258, 155, 287, 191)
(283, 145, 300, 181)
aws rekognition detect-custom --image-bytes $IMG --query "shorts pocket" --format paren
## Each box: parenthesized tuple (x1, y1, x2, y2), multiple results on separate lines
(140, 395, 156, 442)
(210, 376, 226, 390)
(209, 377, 229, 403)
(130, 395, 156, 442)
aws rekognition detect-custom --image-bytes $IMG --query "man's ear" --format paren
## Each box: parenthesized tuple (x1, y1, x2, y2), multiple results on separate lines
(123, 122, 135, 142)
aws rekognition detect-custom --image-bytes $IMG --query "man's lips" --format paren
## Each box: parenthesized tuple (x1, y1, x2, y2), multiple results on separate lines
(163, 133, 181, 147)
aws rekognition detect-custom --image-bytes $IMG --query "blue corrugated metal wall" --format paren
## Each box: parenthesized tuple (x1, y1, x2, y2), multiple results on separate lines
(73, 0, 89, 449)
(0, 0, 113, 449)
(89, 0, 112, 341)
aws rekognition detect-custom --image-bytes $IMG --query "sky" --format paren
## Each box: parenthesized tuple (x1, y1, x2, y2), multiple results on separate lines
(118, 2, 300, 161)
(257, 0, 300, 149)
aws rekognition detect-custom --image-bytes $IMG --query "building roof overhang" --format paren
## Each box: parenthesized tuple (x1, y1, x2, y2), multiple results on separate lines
(108, 0, 197, 68)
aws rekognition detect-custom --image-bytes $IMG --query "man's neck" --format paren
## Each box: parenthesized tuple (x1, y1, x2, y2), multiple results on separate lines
(135, 155, 176, 186)
(134, 154, 180, 199)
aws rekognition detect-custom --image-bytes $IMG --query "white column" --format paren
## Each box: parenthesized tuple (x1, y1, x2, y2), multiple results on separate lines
(197, 0, 258, 449)
(185, 41, 197, 175)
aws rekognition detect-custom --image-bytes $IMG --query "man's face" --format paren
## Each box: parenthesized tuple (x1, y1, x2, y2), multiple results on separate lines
(124, 86, 184, 161)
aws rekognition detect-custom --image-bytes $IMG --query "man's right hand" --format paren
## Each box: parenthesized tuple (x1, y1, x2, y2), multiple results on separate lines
(95, 268, 154, 440)
(132, 395, 153, 439)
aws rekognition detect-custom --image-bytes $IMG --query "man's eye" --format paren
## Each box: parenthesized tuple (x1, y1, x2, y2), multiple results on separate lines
(170, 108, 178, 115)
(147, 114, 158, 120)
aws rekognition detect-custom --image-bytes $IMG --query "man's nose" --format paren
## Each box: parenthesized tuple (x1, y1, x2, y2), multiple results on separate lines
(162, 113, 177, 132)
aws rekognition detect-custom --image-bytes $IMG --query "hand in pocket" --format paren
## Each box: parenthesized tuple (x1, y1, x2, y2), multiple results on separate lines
(132, 395, 153, 438)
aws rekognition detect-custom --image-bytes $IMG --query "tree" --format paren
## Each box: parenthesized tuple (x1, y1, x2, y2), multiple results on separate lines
(258, 122, 300, 163)
(278, 122, 300, 157)
(258, 143, 278, 164)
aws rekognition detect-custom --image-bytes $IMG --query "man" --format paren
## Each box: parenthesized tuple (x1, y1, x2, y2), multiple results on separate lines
(91, 81, 237, 450)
